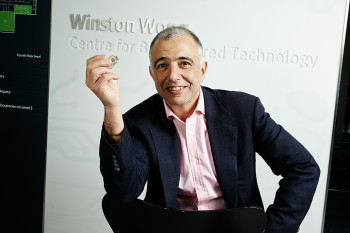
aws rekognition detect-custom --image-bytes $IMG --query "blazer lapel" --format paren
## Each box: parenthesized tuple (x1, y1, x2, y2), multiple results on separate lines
(149, 100, 180, 208)
(203, 88, 238, 208)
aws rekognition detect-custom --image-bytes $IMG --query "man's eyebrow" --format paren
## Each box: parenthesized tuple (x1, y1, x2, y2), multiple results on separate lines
(153, 57, 167, 68)
(178, 56, 194, 64)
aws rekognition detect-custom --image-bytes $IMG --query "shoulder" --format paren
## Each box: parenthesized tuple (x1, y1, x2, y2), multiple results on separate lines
(123, 93, 164, 124)
(202, 86, 258, 111)
(203, 86, 256, 100)
(126, 93, 162, 114)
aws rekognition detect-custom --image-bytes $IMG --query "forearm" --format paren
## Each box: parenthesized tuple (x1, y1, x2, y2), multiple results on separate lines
(99, 125, 149, 202)
(264, 155, 320, 232)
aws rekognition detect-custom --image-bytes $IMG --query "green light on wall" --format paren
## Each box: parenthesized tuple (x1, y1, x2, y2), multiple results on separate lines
(14, 5, 32, 15)
(0, 11, 15, 32)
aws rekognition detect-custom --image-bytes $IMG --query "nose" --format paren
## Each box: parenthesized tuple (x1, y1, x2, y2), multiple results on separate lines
(168, 64, 180, 81)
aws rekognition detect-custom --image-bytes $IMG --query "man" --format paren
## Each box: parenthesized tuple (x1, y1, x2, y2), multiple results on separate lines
(86, 26, 320, 232)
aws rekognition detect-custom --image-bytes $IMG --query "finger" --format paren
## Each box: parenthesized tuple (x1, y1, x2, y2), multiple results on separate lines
(86, 66, 115, 85)
(87, 55, 107, 64)
(88, 73, 120, 95)
(86, 70, 119, 87)
(87, 55, 112, 70)
(95, 73, 120, 85)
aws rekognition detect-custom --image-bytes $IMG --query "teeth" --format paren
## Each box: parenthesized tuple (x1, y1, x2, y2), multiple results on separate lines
(168, 87, 184, 91)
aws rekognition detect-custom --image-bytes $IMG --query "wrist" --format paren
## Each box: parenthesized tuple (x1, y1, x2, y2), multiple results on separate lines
(104, 105, 124, 138)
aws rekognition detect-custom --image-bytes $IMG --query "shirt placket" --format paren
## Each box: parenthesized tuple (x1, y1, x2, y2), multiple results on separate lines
(186, 116, 209, 210)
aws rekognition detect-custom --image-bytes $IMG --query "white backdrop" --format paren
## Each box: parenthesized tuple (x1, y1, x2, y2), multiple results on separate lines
(45, 0, 349, 232)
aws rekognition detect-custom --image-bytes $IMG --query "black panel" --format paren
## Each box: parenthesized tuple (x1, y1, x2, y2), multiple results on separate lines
(324, 7, 350, 233)
(0, 1, 51, 232)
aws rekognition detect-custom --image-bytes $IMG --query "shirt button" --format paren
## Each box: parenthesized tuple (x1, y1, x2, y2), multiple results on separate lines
(195, 158, 200, 164)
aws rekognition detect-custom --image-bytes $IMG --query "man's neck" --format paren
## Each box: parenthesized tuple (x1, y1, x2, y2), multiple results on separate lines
(167, 92, 201, 122)
(171, 104, 197, 122)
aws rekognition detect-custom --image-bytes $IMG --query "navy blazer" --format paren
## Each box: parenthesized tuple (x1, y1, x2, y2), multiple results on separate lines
(99, 86, 320, 232)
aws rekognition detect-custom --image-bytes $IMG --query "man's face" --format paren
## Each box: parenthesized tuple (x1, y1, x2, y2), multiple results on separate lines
(149, 35, 207, 116)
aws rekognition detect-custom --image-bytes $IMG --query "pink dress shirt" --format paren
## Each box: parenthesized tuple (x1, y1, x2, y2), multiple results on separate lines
(163, 89, 226, 210)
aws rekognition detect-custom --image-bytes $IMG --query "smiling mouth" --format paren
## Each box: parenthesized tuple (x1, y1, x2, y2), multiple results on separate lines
(168, 86, 185, 91)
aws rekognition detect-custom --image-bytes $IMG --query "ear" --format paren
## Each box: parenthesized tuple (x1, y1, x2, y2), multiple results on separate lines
(200, 61, 208, 82)
(149, 66, 155, 80)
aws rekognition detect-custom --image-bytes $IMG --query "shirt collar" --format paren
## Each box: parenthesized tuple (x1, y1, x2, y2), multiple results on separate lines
(163, 87, 205, 120)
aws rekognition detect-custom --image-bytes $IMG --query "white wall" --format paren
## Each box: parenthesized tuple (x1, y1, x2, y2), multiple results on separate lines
(45, 0, 349, 232)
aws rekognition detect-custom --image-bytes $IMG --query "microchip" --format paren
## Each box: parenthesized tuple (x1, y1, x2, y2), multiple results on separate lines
(108, 55, 119, 68)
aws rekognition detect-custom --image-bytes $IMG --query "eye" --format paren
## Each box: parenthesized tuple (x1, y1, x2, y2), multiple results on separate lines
(180, 61, 191, 67)
(156, 63, 167, 70)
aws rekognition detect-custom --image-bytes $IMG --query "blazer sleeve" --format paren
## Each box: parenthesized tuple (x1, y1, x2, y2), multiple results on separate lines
(252, 97, 320, 233)
(99, 123, 150, 203)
